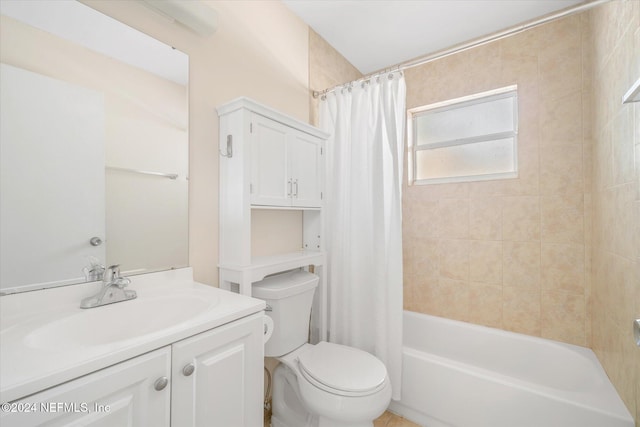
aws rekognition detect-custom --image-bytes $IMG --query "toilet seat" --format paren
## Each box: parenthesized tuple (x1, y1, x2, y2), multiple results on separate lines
(297, 342, 388, 397)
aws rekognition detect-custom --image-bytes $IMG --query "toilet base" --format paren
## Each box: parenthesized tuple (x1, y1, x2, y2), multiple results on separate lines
(272, 364, 313, 427)
(272, 362, 379, 427)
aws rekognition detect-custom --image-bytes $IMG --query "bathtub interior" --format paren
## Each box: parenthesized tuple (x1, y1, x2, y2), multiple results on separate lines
(402, 311, 601, 391)
(392, 310, 634, 427)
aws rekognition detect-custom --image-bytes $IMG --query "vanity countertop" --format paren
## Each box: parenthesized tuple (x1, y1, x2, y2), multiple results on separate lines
(0, 268, 265, 403)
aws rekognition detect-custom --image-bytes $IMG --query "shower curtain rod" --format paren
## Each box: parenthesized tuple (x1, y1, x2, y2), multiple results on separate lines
(312, 0, 608, 99)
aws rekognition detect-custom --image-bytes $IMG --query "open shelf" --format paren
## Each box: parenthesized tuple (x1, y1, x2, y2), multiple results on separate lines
(219, 250, 325, 294)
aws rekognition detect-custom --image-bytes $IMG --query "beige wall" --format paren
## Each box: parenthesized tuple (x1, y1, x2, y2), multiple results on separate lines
(402, 13, 593, 347)
(83, 0, 310, 285)
(590, 1, 640, 424)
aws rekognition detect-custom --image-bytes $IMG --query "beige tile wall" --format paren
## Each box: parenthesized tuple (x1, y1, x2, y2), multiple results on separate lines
(402, 13, 593, 347)
(589, 1, 640, 424)
(309, 29, 362, 125)
(308, 7, 639, 424)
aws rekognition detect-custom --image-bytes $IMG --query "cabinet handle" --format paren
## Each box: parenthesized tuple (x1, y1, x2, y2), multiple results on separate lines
(293, 179, 298, 198)
(154, 376, 169, 391)
(287, 179, 292, 197)
(182, 363, 195, 376)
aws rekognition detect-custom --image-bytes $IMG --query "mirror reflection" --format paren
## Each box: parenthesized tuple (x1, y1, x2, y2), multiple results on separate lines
(0, 0, 189, 294)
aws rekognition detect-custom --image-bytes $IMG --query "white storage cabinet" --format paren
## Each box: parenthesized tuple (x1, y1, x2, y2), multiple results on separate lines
(250, 112, 323, 208)
(217, 97, 329, 342)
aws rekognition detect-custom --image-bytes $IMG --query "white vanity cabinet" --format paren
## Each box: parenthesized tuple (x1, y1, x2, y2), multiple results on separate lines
(171, 312, 263, 427)
(2, 348, 172, 426)
(2, 313, 264, 427)
(251, 112, 323, 208)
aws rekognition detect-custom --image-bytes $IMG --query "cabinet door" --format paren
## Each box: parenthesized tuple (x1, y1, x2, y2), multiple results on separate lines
(250, 114, 290, 206)
(1, 348, 171, 427)
(171, 313, 264, 427)
(289, 131, 323, 208)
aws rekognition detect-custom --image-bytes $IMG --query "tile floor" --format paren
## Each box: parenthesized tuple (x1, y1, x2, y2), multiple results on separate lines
(265, 411, 420, 427)
(374, 411, 421, 427)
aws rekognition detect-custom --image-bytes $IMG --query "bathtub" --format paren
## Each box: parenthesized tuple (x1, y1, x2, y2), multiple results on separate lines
(388, 311, 634, 427)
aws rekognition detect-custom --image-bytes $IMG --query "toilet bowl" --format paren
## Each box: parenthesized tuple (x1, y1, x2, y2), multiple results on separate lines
(252, 270, 391, 427)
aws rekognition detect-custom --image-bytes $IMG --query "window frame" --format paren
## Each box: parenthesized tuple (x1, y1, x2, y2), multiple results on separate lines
(407, 85, 519, 185)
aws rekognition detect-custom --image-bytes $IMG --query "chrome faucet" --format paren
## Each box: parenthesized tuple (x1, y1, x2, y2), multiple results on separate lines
(80, 264, 137, 309)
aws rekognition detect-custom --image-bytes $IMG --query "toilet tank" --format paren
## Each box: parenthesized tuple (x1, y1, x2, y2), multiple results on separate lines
(252, 270, 319, 357)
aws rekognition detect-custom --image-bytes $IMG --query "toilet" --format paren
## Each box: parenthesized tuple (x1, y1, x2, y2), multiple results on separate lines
(252, 270, 392, 427)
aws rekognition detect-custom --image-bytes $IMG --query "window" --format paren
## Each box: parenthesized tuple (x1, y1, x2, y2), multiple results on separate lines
(408, 86, 518, 185)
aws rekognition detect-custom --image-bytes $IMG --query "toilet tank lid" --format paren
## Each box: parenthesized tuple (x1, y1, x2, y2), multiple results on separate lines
(252, 270, 318, 299)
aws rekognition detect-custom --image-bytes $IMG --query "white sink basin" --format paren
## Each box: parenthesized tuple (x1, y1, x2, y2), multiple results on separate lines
(0, 268, 265, 404)
(24, 291, 219, 350)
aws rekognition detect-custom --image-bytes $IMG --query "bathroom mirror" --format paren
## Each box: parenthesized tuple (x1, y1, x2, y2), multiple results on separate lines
(0, 1, 189, 294)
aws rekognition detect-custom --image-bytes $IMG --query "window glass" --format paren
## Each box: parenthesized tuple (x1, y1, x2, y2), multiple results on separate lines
(409, 86, 518, 185)
(414, 96, 515, 145)
(415, 137, 516, 181)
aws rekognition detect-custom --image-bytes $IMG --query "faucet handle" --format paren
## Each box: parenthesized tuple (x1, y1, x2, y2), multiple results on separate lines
(83, 263, 105, 282)
(103, 264, 121, 283)
(92, 264, 106, 282)
(114, 276, 132, 289)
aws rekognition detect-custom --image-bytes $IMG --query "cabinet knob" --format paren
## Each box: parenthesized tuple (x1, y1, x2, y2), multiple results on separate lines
(182, 363, 195, 376)
(154, 376, 169, 391)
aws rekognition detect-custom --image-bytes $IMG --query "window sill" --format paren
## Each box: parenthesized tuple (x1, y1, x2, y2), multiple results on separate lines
(410, 171, 518, 186)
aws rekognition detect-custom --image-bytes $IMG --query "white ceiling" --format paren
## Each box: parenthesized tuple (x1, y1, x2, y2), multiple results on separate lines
(283, 0, 586, 75)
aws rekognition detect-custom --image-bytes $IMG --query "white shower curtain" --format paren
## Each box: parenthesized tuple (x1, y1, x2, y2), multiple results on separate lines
(319, 72, 405, 400)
